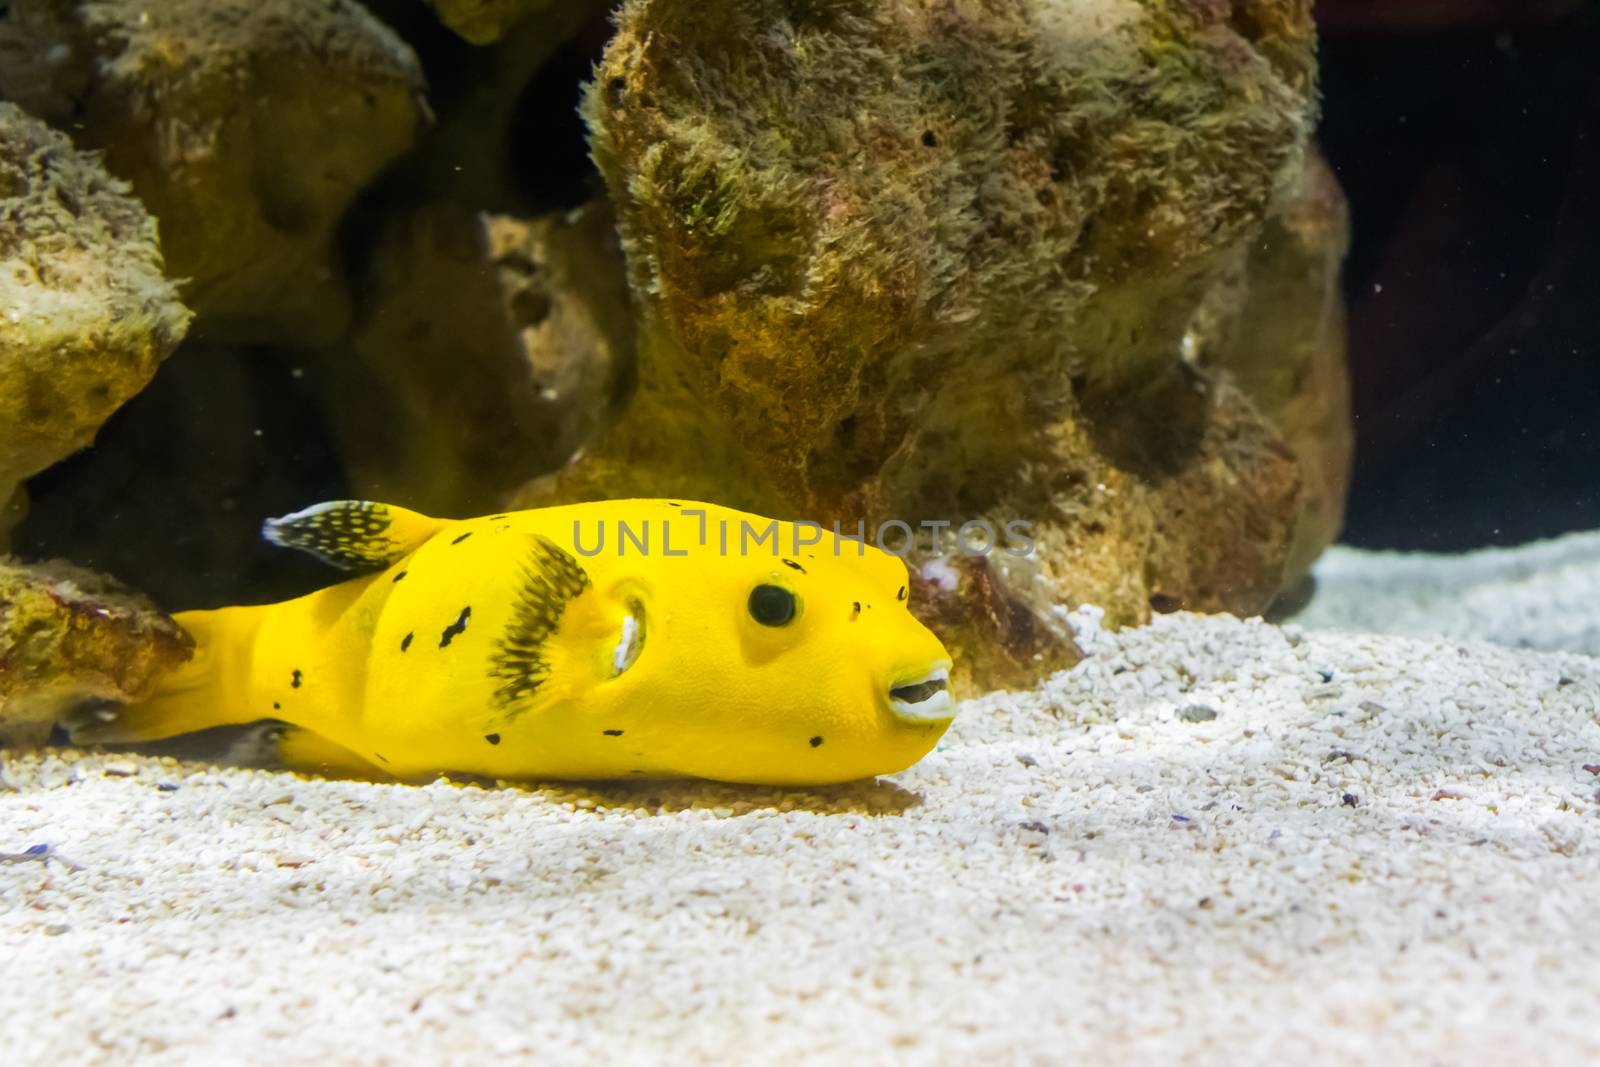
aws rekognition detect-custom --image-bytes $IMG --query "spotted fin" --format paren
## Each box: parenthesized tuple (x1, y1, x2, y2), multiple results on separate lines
(489, 535, 593, 717)
(262, 500, 445, 571)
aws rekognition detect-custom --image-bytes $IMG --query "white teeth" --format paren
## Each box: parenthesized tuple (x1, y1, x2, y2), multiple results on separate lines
(888, 665, 955, 723)
(891, 689, 953, 722)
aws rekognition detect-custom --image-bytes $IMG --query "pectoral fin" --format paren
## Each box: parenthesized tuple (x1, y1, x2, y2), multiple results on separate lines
(488, 535, 594, 718)
(275, 725, 395, 781)
(262, 500, 445, 571)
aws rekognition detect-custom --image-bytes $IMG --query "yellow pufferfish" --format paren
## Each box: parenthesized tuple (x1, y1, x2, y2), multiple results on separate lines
(75, 499, 956, 785)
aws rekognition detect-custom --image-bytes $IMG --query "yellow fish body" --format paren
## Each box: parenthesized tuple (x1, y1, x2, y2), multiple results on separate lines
(79, 500, 956, 785)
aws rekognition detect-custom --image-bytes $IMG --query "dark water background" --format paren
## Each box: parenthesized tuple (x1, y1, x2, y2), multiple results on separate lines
(1318, 0, 1600, 549)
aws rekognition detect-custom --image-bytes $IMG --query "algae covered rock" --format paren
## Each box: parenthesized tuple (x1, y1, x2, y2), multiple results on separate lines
(0, 101, 190, 542)
(534, 0, 1341, 689)
(0, 0, 1355, 704)
(0, 0, 429, 347)
(0, 558, 192, 747)
(1204, 149, 1353, 586)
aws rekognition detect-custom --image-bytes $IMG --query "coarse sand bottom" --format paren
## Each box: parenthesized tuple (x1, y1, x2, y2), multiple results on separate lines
(3, 608, 1599, 1065)
(1293, 531, 1600, 657)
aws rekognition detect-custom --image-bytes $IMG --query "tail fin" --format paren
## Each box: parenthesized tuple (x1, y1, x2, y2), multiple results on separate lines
(68, 606, 268, 745)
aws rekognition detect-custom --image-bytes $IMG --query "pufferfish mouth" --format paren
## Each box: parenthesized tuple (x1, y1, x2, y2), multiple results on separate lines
(887, 663, 954, 723)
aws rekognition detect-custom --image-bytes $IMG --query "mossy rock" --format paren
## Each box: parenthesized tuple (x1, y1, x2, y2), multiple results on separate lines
(0, 101, 190, 543)
(0, 0, 428, 347)
(0, 557, 192, 747)
(523, 0, 1344, 690)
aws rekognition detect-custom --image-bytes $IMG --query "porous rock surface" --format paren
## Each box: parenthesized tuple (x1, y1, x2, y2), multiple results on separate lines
(0, 0, 429, 346)
(0, 101, 189, 541)
(1205, 149, 1353, 583)
(0, 0, 1358, 711)
(0, 557, 192, 747)
(524, 0, 1347, 690)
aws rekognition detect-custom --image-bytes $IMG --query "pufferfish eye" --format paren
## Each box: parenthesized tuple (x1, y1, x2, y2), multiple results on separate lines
(747, 583, 798, 627)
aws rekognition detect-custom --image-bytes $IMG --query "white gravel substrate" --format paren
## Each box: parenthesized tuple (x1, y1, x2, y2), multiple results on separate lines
(3, 611, 1599, 1066)
(1295, 530, 1600, 656)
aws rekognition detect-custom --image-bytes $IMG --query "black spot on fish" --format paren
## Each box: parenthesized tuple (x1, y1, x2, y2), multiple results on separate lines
(272, 702, 281, 711)
(400, 632, 413, 652)
(603, 729, 624, 736)
(451, 531, 473, 545)
(782, 558, 806, 573)
(850, 601, 861, 620)
(376, 753, 390, 763)
(393, 571, 407, 583)
(666, 502, 682, 508)
(897, 585, 907, 601)
(810, 736, 823, 747)
(484, 733, 501, 745)
(490, 515, 508, 521)
(291, 669, 303, 689)
(440, 606, 472, 648)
